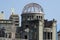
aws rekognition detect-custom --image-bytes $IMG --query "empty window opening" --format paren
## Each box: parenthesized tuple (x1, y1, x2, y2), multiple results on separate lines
(26, 25, 28, 28)
(41, 16, 42, 19)
(39, 16, 40, 18)
(37, 16, 38, 19)
(25, 35, 27, 39)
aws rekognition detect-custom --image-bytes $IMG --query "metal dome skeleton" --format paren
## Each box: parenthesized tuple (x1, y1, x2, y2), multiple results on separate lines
(22, 3, 44, 13)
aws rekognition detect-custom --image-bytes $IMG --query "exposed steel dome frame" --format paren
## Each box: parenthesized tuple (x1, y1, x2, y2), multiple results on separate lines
(22, 3, 44, 13)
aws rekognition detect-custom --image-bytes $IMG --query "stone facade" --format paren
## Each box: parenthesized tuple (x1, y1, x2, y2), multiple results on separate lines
(0, 3, 57, 40)
(19, 3, 57, 40)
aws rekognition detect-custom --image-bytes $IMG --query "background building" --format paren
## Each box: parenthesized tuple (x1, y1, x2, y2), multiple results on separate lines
(58, 31, 60, 40)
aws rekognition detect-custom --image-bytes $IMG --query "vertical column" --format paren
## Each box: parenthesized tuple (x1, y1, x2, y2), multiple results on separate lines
(49, 31, 51, 40)
(11, 24, 16, 40)
(7, 33, 9, 38)
(39, 21, 43, 40)
(11, 32, 15, 39)
(52, 20, 57, 40)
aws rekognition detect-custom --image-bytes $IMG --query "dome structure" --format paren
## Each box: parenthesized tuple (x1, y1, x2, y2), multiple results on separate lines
(22, 3, 44, 13)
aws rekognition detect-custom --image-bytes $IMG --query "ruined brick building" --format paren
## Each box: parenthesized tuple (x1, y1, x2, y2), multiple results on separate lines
(0, 3, 57, 40)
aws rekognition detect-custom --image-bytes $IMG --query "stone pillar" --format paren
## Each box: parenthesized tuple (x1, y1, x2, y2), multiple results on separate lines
(39, 21, 43, 40)
(11, 24, 16, 40)
(7, 33, 9, 38)
(11, 32, 15, 39)
(52, 19, 57, 40)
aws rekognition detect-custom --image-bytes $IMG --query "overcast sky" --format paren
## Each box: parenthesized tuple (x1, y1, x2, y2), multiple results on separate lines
(0, 0, 60, 31)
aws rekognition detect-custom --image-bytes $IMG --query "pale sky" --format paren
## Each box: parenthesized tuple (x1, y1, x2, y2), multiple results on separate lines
(0, 0, 60, 31)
